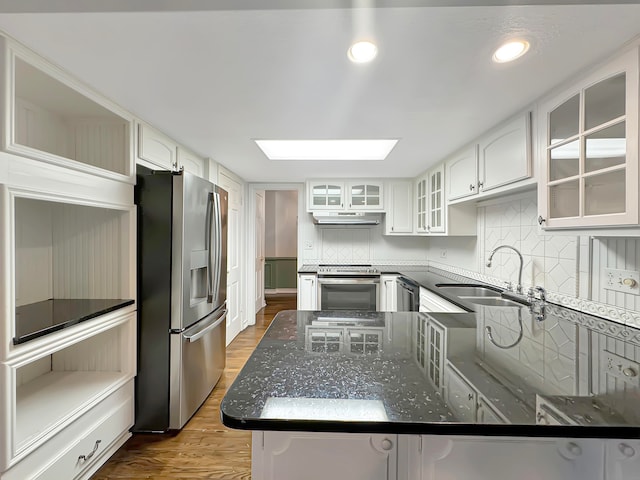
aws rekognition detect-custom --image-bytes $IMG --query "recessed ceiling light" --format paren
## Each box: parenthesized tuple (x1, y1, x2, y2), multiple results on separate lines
(348, 41, 378, 63)
(492, 40, 530, 63)
(254, 139, 398, 161)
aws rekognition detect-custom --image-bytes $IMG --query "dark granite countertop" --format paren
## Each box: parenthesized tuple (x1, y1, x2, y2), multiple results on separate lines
(221, 304, 640, 438)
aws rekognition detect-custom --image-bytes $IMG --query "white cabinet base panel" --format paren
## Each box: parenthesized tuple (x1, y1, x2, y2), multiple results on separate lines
(251, 431, 633, 480)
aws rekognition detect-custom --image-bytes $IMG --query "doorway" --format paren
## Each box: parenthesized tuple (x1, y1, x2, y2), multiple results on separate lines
(250, 184, 303, 317)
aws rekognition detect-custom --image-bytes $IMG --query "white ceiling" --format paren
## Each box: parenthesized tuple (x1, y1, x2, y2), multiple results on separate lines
(0, 2, 639, 182)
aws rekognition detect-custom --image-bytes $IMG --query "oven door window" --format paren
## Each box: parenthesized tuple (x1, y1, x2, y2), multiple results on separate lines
(320, 283, 378, 311)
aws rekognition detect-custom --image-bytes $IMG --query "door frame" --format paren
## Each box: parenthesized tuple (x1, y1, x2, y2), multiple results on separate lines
(246, 183, 304, 324)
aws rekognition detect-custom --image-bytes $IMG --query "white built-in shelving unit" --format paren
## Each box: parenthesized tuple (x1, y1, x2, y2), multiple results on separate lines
(0, 33, 137, 480)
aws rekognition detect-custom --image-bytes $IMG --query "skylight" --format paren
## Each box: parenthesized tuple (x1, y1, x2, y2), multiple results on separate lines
(254, 139, 398, 161)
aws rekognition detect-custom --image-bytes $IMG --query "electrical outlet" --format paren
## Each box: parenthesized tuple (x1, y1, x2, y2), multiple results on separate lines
(304, 240, 313, 250)
(603, 268, 640, 295)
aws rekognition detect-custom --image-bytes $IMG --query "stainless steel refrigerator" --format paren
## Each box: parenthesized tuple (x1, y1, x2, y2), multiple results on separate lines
(134, 166, 228, 432)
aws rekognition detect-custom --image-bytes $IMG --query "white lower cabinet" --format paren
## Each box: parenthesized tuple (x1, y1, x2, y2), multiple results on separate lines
(253, 431, 614, 480)
(419, 436, 604, 480)
(444, 365, 477, 422)
(1, 380, 133, 480)
(605, 440, 640, 480)
(298, 274, 317, 310)
(253, 431, 398, 480)
(380, 275, 398, 312)
(419, 288, 466, 313)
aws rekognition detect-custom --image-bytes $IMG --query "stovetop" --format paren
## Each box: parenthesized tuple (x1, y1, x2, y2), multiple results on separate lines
(317, 264, 380, 275)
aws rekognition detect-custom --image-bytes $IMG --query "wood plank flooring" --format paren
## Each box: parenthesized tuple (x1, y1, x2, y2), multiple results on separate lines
(92, 294, 297, 480)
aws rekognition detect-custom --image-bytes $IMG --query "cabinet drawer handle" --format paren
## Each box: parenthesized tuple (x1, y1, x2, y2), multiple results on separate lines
(538, 215, 546, 225)
(78, 439, 101, 463)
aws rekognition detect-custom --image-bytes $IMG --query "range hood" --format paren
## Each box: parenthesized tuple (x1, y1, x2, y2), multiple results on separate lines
(312, 212, 381, 225)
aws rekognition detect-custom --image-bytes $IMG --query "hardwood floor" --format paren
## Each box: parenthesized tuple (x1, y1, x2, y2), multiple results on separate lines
(92, 294, 297, 480)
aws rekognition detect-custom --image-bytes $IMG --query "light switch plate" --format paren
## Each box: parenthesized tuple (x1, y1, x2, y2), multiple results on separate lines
(603, 268, 640, 295)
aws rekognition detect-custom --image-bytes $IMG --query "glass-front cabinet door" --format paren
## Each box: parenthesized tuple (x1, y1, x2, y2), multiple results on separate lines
(346, 181, 384, 210)
(539, 47, 638, 228)
(307, 181, 345, 210)
(415, 175, 428, 233)
(428, 165, 445, 233)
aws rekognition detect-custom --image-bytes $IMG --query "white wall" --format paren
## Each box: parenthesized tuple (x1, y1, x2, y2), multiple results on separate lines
(299, 221, 431, 265)
(265, 190, 298, 258)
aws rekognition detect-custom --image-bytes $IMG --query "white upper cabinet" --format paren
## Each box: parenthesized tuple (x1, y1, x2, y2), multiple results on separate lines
(0, 37, 135, 183)
(385, 180, 413, 235)
(446, 112, 533, 203)
(347, 181, 384, 210)
(415, 173, 428, 233)
(479, 112, 532, 192)
(427, 165, 445, 233)
(413, 164, 475, 237)
(416, 166, 445, 234)
(177, 145, 206, 177)
(446, 145, 479, 201)
(137, 122, 177, 171)
(307, 180, 384, 212)
(538, 46, 639, 229)
(307, 181, 345, 211)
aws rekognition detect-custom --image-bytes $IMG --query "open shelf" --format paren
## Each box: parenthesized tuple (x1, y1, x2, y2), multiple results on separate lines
(7, 312, 136, 465)
(14, 298, 134, 345)
(2, 38, 133, 181)
(15, 371, 124, 449)
(8, 195, 135, 353)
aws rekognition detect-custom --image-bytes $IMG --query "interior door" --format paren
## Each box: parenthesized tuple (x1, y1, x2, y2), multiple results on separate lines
(255, 190, 266, 313)
(217, 170, 243, 345)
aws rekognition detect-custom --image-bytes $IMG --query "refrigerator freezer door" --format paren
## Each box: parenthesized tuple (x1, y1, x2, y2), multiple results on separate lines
(169, 307, 227, 430)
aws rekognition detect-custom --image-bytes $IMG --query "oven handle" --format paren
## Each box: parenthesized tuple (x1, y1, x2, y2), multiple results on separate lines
(317, 277, 380, 285)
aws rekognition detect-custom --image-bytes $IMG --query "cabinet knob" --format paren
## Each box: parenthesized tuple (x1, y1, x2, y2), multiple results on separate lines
(468, 393, 473, 401)
(478, 181, 484, 190)
(565, 442, 582, 457)
(381, 438, 393, 451)
(391, 226, 394, 232)
(469, 184, 475, 191)
(623, 367, 638, 377)
(618, 443, 636, 458)
(538, 215, 546, 225)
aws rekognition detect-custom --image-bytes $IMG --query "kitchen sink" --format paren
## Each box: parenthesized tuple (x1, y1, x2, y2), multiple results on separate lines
(460, 296, 528, 308)
(436, 284, 502, 297)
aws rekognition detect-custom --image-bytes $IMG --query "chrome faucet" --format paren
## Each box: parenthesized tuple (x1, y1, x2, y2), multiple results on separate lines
(486, 245, 524, 294)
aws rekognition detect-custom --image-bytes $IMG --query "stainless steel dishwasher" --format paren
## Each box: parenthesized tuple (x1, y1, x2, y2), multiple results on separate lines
(397, 277, 420, 311)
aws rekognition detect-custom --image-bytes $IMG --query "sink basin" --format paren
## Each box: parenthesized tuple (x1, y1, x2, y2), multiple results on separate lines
(460, 296, 528, 308)
(436, 284, 502, 297)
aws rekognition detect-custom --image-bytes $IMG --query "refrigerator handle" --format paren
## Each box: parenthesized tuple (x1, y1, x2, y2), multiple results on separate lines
(214, 190, 222, 303)
(206, 192, 214, 303)
(184, 310, 227, 343)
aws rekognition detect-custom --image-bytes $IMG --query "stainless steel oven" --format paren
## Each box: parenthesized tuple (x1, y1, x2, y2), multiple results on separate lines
(317, 265, 380, 311)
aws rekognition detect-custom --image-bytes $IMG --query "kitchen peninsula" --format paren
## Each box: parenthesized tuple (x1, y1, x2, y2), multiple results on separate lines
(221, 269, 640, 480)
